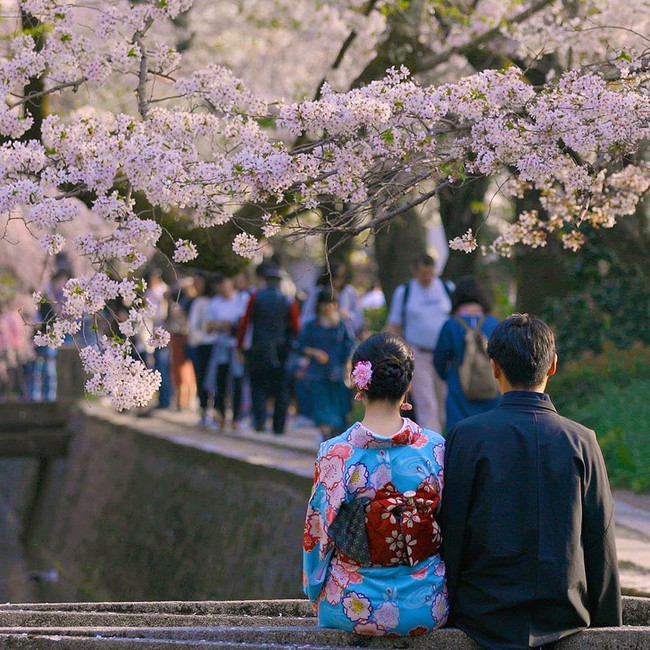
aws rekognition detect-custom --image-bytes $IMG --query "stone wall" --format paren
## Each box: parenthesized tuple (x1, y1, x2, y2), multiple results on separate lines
(20, 408, 312, 602)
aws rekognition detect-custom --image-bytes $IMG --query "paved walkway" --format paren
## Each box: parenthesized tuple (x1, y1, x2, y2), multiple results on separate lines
(612, 491, 650, 595)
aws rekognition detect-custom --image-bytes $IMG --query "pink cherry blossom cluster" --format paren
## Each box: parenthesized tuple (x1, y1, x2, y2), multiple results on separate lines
(80, 336, 162, 411)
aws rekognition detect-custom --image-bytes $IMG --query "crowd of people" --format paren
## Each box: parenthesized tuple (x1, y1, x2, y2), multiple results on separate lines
(0, 250, 507, 439)
(0, 267, 74, 402)
(122, 251, 504, 438)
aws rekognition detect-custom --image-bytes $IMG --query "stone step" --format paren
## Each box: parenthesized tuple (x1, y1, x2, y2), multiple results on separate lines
(1, 597, 646, 625)
(0, 598, 646, 648)
(0, 637, 349, 649)
(0, 625, 649, 649)
(0, 599, 314, 617)
(0, 626, 476, 648)
(0, 612, 314, 628)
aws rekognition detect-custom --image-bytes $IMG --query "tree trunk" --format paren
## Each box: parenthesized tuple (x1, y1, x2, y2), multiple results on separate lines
(374, 208, 428, 304)
(513, 191, 573, 314)
(438, 178, 490, 280)
(20, 10, 46, 142)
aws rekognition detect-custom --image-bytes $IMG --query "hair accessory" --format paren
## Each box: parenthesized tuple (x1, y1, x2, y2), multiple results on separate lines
(352, 361, 373, 390)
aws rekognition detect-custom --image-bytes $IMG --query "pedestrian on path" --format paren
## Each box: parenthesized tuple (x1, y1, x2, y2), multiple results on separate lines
(386, 253, 452, 432)
(187, 275, 219, 427)
(434, 277, 500, 429)
(299, 290, 354, 441)
(237, 264, 299, 435)
(204, 275, 248, 431)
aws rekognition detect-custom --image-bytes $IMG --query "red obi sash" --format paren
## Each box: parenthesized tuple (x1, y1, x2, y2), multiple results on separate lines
(329, 481, 442, 567)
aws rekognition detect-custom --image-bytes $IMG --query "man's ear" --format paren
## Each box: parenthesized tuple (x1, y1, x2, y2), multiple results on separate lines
(490, 359, 501, 380)
(547, 354, 558, 378)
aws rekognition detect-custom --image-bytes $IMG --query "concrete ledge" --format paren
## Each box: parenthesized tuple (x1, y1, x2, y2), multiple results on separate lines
(0, 599, 646, 649)
(0, 626, 648, 649)
(1, 596, 646, 624)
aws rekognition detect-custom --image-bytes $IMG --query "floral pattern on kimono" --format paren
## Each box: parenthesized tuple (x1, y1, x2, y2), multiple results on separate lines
(303, 418, 448, 636)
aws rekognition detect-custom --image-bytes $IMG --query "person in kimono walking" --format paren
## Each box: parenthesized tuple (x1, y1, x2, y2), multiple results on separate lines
(441, 314, 621, 650)
(303, 332, 448, 637)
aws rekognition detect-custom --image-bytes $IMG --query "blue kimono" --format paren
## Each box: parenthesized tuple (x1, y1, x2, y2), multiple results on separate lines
(434, 314, 500, 430)
(299, 318, 355, 430)
(303, 419, 448, 636)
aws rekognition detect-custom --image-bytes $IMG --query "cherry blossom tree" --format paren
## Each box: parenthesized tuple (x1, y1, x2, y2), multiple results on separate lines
(0, 0, 647, 408)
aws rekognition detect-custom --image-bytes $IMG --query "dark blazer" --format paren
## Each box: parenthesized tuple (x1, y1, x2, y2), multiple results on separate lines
(440, 391, 621, 650)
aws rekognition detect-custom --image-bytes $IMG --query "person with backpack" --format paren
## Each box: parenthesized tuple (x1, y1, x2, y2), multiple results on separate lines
(386, 253, 453, 432)
(433, 277, 500, 430)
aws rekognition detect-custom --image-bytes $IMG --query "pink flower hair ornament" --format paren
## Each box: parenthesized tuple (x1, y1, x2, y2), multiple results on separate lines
(352, 360, 373, 391)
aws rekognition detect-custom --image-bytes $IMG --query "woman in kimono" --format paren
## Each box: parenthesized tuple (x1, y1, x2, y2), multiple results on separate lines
(299, 290, 355, 441)
(303, 332, 448, 637)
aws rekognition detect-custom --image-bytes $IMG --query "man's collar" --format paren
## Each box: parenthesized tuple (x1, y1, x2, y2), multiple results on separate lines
(498, 390, 557, 412)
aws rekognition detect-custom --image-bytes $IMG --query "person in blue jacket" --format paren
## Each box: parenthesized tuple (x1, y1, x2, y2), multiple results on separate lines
(433, 277, 500, 430)
(299, 290, 355, 441)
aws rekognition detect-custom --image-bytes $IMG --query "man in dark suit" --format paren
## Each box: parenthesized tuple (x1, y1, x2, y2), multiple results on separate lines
(441, 314, 621, 650)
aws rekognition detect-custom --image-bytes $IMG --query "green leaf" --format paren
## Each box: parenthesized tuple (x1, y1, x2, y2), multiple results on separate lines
(380, 128, 394, 144)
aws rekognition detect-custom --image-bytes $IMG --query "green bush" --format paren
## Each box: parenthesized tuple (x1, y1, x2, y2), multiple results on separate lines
(549, 342, 650, 413)
(549, 344, 650, 492)
(542, 232, 650, 361)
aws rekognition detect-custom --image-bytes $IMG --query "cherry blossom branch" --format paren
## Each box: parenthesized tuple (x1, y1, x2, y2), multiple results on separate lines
(134, 19, 153, 120)
(313, 0, 380, 101)
(7, 77, 87, 109)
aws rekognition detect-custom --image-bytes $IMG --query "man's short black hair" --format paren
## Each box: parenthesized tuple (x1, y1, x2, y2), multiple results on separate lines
(487, 314, 556, 389)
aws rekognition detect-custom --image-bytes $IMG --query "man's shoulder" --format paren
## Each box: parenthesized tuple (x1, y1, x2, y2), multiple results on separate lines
(451, 404, 599, 446)
(391, 282, 408, 299)
(448, 409, 502, 441)
(550, 409, 599, 446)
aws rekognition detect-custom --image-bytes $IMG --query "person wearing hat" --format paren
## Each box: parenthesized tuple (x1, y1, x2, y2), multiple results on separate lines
(236, 264, 300, 434)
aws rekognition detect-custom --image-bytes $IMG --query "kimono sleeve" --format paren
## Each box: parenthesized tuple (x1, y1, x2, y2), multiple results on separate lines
(302, 446, 348, 602)
(433, 319, 454, 380)
(439, 424, 476, 608)
(582, 433, 622, 627)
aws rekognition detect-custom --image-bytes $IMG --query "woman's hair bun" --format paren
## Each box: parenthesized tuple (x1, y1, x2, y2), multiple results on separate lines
(351, 332, 414, 402)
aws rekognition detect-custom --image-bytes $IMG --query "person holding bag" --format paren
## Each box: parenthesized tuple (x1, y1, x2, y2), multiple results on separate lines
(303, 332, 448, 637)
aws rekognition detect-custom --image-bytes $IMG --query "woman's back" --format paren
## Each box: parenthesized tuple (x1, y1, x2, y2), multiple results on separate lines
(303, 418, 448, 636)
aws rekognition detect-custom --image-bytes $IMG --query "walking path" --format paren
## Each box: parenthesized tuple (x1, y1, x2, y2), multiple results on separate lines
(612, 491, 650, 595)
